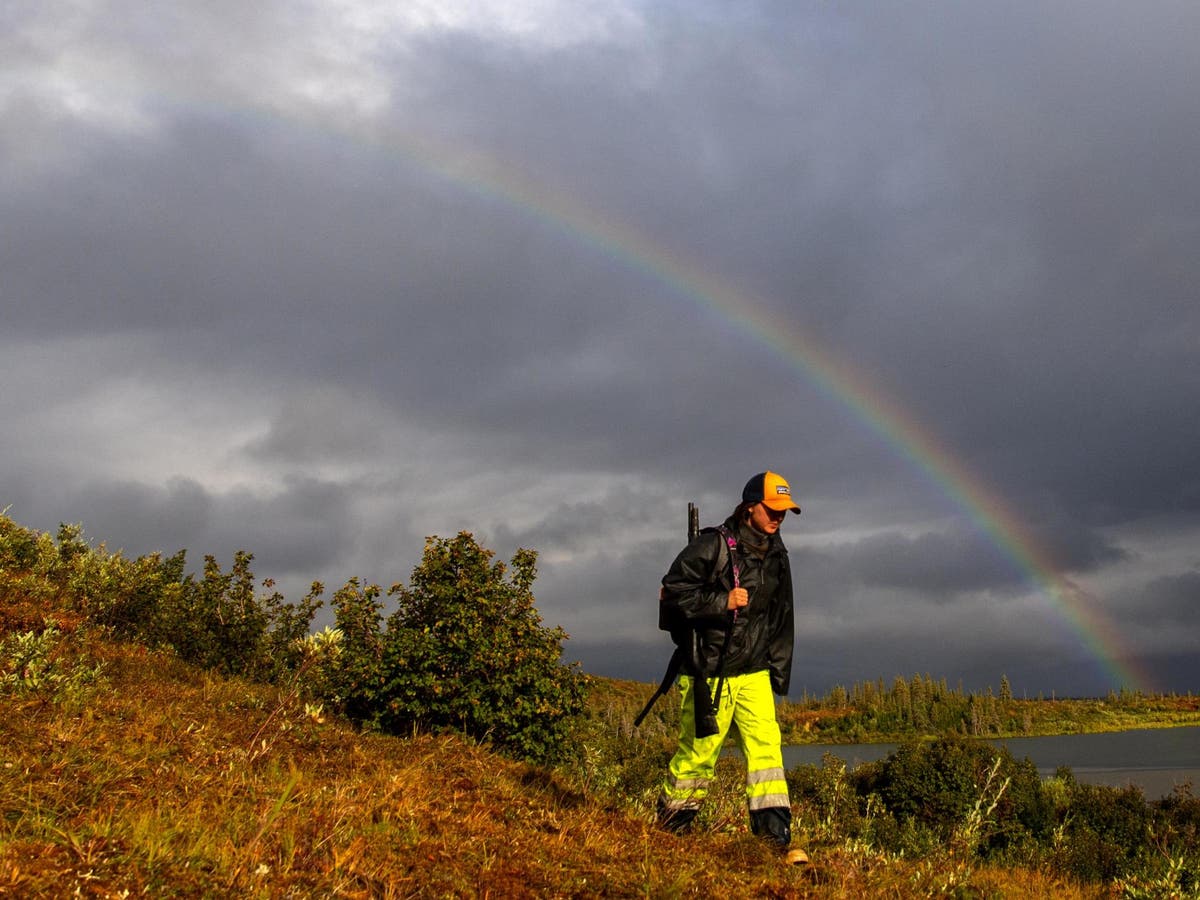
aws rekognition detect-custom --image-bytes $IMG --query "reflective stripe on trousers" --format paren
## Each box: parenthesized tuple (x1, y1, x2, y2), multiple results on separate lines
(658, 669, 790, 815)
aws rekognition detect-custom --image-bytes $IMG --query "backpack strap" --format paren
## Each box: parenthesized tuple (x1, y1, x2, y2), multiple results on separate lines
(714, 525, 741, 592)
(710, 525, 741, 715)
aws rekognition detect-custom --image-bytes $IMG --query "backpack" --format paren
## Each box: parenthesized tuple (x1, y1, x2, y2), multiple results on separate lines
(634, 504, 740, 736)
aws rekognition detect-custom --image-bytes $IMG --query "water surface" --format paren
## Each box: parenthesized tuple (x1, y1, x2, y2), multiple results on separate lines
(780, 726, 1200, 799)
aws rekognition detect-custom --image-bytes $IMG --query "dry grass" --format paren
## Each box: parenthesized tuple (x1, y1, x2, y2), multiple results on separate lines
(1, 605, 1113, 898)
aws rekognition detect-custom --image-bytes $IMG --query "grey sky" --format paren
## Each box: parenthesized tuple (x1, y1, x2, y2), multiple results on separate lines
(4, 1, 1198, 698)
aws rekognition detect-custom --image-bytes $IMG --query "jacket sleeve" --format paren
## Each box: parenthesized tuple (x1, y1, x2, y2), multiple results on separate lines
(660, 532, 731, 627)
(767, 553, 795, 695)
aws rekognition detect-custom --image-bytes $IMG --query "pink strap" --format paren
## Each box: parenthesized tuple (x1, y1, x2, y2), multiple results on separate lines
(717, 525, 741, 620)
(724, 532, 741, 588)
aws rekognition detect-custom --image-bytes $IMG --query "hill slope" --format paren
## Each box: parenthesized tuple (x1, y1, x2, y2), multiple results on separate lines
(1, 595, 1111, 898)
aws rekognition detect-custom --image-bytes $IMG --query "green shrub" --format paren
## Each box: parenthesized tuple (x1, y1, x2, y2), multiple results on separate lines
(1050, 779, 1153, 882)
(0, 622, 103, 705)
(793, 738, 1198, 886)
(0, 513, 54, 573)
(381, 534, 586, 764)
(851, 737, 1053, 859)
(0, 514, 61, 604)
(318, 577, 385, 723)
(2, 514, 320, 687)
(155, 551, 321, 682)
(859, 738, 994, 834)
(1040, 775, 1200, 887)
(1156, 784, 1200, 862)
(567, 710, 672, 807)
(63, 539, 185, 636)
(311, 533, 587, 765)
(789, 754, 870, 843)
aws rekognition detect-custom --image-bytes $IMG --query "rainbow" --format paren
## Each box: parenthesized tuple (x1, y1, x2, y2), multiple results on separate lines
(228, 102, 1157, 693)
(358, 123, 1154, 694)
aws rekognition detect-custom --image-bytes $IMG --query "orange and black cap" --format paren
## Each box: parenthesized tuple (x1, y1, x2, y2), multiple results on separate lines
(742, 471, 801, 514)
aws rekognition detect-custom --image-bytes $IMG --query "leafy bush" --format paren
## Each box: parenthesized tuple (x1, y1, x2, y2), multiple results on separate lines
(5, 514, 580, 762)
(0, 513, 54, 573)
(317, 578, 385, 723)
(59, 530, 186, 637)
(785, 738, 1200, 889)
(566, 707, 672, 808)
(0, 514, 61, 605)
(864, 737, 997, 831)
(0, 622, 103, 705)
(308, 533, 587, 765)
(788, 754, 873, 844)
(1, 514, 321, 686)
(841, 737, 1054, 861)
(1047, 775, 1155, 882)
(154, 551, 322, 682)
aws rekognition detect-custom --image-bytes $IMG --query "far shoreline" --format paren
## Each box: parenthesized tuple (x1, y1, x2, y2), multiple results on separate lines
(782, 713, 1200, 746)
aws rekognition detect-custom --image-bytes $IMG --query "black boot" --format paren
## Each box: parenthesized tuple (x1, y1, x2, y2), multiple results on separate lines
(749, 806, 791, 849)
(656, 798, 698, 834)
(750, 807, 809, 864)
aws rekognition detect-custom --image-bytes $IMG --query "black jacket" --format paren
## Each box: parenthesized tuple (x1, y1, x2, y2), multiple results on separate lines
(659, 516, 795, 695)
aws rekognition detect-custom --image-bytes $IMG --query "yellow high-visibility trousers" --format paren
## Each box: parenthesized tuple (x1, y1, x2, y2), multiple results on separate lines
(658, 669, 791, 844)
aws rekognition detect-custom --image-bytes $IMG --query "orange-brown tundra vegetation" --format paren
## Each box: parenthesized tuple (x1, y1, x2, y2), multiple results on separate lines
(0, 593, 1112, 899)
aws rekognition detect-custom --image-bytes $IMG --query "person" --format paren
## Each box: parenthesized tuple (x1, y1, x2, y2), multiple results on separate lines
(655, 471, 807, 864)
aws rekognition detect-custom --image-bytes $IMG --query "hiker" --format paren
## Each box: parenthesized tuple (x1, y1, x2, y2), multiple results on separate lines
(655, 471, 806, 864)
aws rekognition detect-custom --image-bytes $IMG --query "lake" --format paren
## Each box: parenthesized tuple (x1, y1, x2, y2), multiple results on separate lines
(780, 726, 1200, 799)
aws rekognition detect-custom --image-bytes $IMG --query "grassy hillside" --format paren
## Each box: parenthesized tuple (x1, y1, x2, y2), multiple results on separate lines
(2, 595, 1120, 898)
(2, 513, 1194, 896)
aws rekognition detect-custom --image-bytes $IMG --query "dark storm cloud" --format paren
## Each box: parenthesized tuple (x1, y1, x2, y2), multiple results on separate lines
(533, 540, 673, 633)
(1, 101, 748, 473)
(63, 475, 359, 580)
(843, 530, 1022, 596)
(4, 1, 1199, 696)
(1134, 570, 1200, 630)
(776, 513, 1127, 601)
(820, 1, 1200, 527)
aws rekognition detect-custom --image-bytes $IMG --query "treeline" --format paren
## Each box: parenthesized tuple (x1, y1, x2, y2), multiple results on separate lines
(778, 673, 1197, 743)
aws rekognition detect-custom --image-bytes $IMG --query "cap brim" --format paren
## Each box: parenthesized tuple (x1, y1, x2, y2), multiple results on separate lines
(762, 499, 801, 514)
